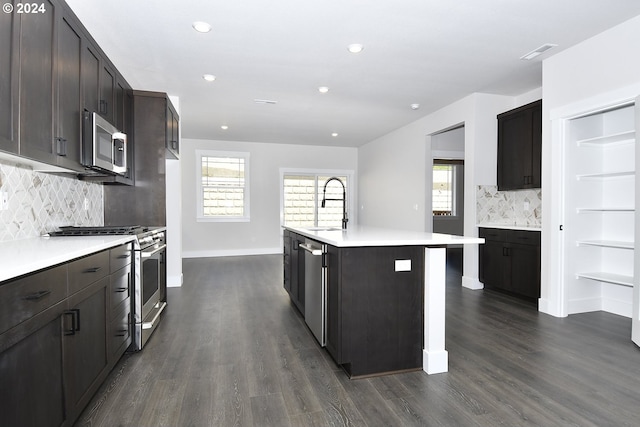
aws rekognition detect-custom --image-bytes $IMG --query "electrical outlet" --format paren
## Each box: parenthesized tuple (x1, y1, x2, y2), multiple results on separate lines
(83, 197, 90, 211)
(0, 191, 8, 211)
(524, 201, 530, 211)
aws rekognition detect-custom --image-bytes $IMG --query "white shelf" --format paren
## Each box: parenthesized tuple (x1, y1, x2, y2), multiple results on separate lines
(576, 171, 635, 180)
(576, 272, 634, 288)
(577, 240, 634, 250)
(576, 207, 635, 213)
(576, 130, 635, 146)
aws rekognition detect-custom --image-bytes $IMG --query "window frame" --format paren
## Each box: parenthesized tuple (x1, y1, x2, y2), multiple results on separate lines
(196, 150, 251, 222)
(432, 159, 463, 219)
(280, 168, 355, 228)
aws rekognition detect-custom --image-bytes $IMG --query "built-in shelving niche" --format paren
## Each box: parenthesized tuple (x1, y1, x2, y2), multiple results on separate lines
(564, 101, 636, 317)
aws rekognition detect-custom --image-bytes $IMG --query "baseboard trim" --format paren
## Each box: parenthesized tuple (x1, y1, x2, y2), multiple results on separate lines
(182, 247, 282, 259)
(462, 276, 484, 290)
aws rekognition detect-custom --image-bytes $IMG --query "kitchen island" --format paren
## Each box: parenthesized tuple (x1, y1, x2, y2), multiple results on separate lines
(283, 225, 484, 377)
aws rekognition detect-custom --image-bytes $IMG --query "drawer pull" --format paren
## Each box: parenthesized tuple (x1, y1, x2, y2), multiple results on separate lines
(115, 287, 128, 293)
(115, 329, 128, 337)
(117, 254, 131, 259)
(84, 266, 103, 273)
(24, 290, 51, 301)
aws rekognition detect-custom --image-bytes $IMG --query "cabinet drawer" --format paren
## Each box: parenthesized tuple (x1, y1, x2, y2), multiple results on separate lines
(109, 301, 131, 356)
(110, 265, 131, 311)
(68, 250, 110, 295)
(0, 264, 67, 335)
(507, 230, 540, 246)
(478, 227, 509, 242)
(110, 244, 132, 273)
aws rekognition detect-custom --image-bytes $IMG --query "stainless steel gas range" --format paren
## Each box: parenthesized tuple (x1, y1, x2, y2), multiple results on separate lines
(48, 225, 167, 350)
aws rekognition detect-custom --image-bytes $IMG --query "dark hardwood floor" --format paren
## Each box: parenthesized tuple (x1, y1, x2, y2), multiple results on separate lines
(76, 250, 640, 426)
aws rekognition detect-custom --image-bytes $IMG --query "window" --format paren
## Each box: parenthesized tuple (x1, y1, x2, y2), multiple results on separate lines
(197, 150, 250, 222)
(282, 173, 350, 227)
(433, 160, 461, 216)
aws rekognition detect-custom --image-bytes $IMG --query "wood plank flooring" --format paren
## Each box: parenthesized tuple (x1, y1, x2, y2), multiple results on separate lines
(76, 251, 640, 426)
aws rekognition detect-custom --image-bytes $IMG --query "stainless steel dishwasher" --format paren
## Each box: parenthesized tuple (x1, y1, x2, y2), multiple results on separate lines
(299, 238, 327, 346)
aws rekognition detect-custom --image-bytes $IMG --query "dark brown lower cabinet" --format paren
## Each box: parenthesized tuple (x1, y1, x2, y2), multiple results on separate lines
(479, 227, 541, 300)
(0, 304, 66, 427)
(326, 245, 424, 378)
(64, 277, 109, 423)
(283, 230, 305, 314)
(0, 243, 131, 426)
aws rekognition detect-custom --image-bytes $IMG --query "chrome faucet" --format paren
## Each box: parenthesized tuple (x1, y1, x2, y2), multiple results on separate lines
(321, 177, 348, 229)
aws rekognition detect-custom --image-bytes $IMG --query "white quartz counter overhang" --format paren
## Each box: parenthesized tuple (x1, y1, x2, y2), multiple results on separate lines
(284, 225, 484, 247)
(0, 235, 136, 283)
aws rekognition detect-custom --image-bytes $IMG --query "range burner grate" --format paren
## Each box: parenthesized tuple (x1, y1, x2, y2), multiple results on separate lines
(50, 225, 145, 236)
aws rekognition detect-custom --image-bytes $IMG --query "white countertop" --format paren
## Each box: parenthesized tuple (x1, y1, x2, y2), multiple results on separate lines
(284, 225, 484, 248)
(477, 223, 541, 231)
(0, 235, 136, 282)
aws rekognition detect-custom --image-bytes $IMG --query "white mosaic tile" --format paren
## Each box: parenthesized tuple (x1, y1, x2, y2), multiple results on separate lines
(476, 185, 542, 227)
(0, 160, 103, 241)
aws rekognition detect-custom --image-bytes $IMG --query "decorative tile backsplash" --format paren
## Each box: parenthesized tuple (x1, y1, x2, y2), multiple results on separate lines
(0, 160, 103, 242)
(476, 185, 541, 227)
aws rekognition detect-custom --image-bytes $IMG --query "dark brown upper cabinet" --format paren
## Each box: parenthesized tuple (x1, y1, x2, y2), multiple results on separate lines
(497, 99, 542, 191)
(1, 0, 133, 178)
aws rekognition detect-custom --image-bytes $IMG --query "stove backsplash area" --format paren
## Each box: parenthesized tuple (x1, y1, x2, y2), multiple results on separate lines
(476, 185, 542, 228)
(0, 161, 103, 242)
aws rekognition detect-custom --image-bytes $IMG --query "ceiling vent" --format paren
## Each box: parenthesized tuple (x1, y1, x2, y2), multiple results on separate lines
(253, 99, 278, 105)
(520, 43, 557, 60)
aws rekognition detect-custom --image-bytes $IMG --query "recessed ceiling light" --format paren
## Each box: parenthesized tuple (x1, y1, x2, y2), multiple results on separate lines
(203, 74, 216, 82)
(347, 43, 364, 54)
(331, 132, 339, 137)
(318, 86, 329, 94)
(192, 21, 212, 33)
(410, 103, 420, 110)
(520, 43, 557, 60)
(221, 125, 229, 130)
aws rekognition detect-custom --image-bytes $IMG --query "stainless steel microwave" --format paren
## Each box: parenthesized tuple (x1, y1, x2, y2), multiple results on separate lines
(81, 111, 127, 175)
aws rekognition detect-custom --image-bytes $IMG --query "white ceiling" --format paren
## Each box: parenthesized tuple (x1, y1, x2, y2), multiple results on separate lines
(65, 0, 640, 147)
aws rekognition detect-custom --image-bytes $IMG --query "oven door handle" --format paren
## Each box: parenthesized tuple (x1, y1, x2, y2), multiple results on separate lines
(141, 244, 167, 258)
(142, 301, 167, 330)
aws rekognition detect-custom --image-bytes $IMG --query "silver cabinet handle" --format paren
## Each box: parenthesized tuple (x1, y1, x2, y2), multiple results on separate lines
(299, 243, 322, 255)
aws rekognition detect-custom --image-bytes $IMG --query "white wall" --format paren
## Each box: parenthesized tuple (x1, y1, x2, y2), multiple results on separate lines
(181, 138, 358, 258)
(541, 14, 640, 317)
(166, 95, 183, 287)
(358, 92, 522, 289)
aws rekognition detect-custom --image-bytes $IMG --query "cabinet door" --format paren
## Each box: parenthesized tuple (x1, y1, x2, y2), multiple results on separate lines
(0, 0, 18, 153)
(166, 100, 179, 158)
(479, 240, 510, 291)
(509, 243, 541, 299)
(17, 0, 58, 164)
(55, 10, 83, 171)
(498, 109, 531, 190)
(100, 63, 116, 123)
(82, 40, 100, 114)
(283, 231, 292, 293)
(325, 245, 344, 363)
(64, 277, 108, 421)
(0, 306, 66, 427)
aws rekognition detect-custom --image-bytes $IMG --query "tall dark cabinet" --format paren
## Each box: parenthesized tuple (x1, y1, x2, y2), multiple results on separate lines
(104, 91, 178, 226)
(497, 99, 542, 190)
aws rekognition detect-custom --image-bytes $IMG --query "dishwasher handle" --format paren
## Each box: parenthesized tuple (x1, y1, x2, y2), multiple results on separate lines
(299, 243, 323, 256)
